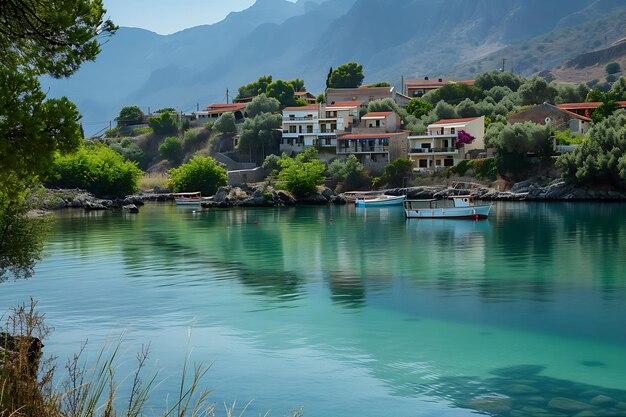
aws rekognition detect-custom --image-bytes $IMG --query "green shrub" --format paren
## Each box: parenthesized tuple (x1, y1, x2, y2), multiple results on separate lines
(451, 159, 473, 176)
(473, 158, 497, 180)
(328, 155, 369, 191)
(148, 112, 178, 136)
(48, 144, 142, 197)
(130, 126, 151, 136)
(213, 112, 237, 134)
(109, 140, 149, 169)
(557, 110, 626, 188)
(606, 62, 621, 75)
(168, 156, 227, 195)
(382, 158, 413, 188)
(159, 136, 184, 162)
(182, 129, 205, 150)
(105, 127, 120, 137)
(277, 149, 326, 197)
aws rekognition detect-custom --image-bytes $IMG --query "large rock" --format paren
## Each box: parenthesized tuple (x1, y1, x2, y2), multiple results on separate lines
(467, 395, 512, 414)
(548, 397, 592, 412)
(590, 395, 617, 406)
(0, 332, 43, 379)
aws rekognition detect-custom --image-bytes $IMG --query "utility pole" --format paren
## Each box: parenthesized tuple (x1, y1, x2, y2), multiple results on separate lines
(226, 88, 230, 104)
(401, 75, 405, 95)
(501, 58, 507, 72)
(196, 103, 199, 111)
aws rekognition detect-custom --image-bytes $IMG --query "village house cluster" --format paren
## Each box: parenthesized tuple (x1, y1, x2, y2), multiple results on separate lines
(178, 77, 626, 173)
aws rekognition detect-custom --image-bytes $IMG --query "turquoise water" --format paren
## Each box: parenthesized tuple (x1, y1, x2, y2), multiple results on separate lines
(2, 202, 626, 416)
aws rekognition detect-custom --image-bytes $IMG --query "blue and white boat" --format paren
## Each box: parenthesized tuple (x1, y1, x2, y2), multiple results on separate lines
(355, 194, 406, 207)
(404, 196, 492, 219)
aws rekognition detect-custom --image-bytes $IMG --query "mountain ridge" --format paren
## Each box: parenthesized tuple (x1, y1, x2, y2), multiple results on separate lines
(42, 0, 626, 135)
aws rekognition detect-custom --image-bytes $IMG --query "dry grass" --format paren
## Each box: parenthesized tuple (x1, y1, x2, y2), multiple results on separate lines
(138, 173, 169, 192)
(1, 301, 305, 417)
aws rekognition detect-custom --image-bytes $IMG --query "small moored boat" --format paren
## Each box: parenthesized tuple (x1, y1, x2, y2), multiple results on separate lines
(404, 195, 492, 220)
(355, 194, 406, 207)
(173, 191, 202, 205)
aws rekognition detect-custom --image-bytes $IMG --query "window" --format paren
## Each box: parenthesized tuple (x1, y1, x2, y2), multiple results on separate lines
(419, 159, 427, 168)
(444, 157, 454, 167)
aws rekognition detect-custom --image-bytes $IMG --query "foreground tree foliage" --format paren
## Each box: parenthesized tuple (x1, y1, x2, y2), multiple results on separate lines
(0, 68, 83, 200)
(168, 156, 227, 195)
(278, 149, 326, 197)
(48, 144, 142, 198)
(0, 0, 116, 77)
(1, 0, 115, 278)
(557, 111, 626, 188)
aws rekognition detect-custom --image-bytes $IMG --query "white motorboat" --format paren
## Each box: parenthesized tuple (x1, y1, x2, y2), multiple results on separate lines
(404, 195, 492, 219)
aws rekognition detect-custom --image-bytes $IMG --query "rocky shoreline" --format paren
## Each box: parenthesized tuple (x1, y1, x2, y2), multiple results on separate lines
(36, 180, 626, 212)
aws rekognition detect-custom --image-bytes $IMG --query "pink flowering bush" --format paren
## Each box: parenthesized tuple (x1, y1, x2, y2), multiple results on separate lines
(455, 130, 475, 149)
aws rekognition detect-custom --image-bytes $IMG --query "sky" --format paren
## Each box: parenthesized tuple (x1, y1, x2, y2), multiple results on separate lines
(103, 0, 261, 35)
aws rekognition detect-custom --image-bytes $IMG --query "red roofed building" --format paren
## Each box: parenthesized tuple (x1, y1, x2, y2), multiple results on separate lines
(508, 103, 592, 135)
(356, 111, 400, 133)
(408, 116, 485, 170)
(404, 77, 475, 98)
(294, 91, 317, 104)
(191, 103, 248, 124)
(557, 101, 626, 119)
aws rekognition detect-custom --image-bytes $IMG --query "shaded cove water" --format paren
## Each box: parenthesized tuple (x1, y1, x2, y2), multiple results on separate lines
(2, 202, 626, 416)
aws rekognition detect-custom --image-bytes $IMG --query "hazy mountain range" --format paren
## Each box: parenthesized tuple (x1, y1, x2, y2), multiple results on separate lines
(42, 0, 626, 135)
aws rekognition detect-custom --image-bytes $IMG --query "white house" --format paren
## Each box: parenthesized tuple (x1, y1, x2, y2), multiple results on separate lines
(280, 102, 363, 153)
(407, 116, 485, 170)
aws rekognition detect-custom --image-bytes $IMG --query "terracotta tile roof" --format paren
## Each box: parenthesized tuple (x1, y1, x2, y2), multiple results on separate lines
(557, 102, 602, 109)
(294, 92, 313, 97)
(556, 107, 592, 122)
(362, 111, 393, 118)
(557, 101, 626, 109)
(206, 103, 247, 112)
(283, 105, 318, 111)
(456, 80, 475, 86)
(326, 101, 365, 108)
(430, 117, 480, 126)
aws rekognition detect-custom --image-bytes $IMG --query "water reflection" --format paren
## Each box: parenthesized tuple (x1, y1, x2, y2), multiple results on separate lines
(21, 202, 626, 416)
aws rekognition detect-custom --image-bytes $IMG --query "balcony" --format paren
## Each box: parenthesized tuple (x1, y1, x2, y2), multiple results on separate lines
(282, 116, 318, 121)
(409, 147, 457, 154)
(408, 133, 457, 139)
(338, 146, 389, 154)
(282, 130, 337, 136)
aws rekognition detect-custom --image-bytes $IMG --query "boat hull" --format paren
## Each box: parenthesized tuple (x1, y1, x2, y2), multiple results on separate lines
(175, 199, 202, 205)
(355, 195, 406, 207)
(404, 204, 492, 219)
